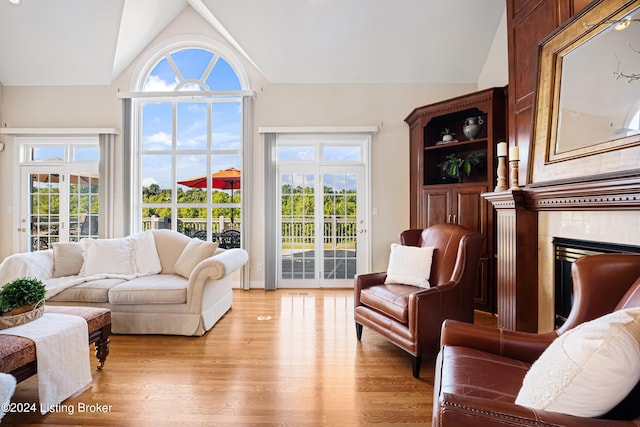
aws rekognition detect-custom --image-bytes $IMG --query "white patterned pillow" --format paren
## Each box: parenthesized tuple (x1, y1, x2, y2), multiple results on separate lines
(515, 307, 640, 417)
(80, 238, 134, 276)
(384, 244, 434, 288)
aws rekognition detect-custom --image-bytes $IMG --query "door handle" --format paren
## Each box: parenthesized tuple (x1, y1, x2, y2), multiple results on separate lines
(452, 215, 457, 224)
(447, 214, 451, 223)
(357, 228, 367, 234)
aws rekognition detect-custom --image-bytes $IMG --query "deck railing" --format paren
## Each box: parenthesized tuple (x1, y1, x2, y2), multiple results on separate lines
(142, 215, 357, 247)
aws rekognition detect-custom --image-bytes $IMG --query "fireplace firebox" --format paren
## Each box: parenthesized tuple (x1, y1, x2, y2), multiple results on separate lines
(553, 238, 640, 328)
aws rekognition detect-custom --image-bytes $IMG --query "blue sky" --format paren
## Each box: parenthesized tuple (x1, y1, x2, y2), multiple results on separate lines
(140, 48, 242, 190)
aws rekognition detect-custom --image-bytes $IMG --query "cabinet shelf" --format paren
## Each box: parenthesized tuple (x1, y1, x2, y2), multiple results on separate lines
(425, 138, 487, 151)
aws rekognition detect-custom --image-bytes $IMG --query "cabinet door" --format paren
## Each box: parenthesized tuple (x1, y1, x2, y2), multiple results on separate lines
(420, 188, 452, 229)
(453, 185, 487, 237)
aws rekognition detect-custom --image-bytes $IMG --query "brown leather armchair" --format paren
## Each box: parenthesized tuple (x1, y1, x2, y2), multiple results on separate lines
(354, 223, 484, 378)
(433, 253, 640, 426)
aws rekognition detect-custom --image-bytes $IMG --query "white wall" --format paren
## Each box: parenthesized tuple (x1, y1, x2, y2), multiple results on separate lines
(0, 6, 504, 287)
(478, 7, 508, 91)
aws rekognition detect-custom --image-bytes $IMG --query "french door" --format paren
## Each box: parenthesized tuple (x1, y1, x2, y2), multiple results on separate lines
(278, 165, 366, 288)
(19, 165, 99, 252)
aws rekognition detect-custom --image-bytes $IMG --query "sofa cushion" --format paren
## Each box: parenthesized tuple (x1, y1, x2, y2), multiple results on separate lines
(360, 283, 419, 324)
(151, 230, 191, 275)
(80, 238, 134, 276)
(174, 239, 218, 279)
(47, 278, 126, 303)
(515, 307, 640, 417)
(108, 275, 187, 304)
(384, 243, 434, 288)
(51, 242, 84, 278)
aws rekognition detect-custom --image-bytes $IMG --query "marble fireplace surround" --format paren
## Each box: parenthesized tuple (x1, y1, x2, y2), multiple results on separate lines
(539, 210, 640, 331)
(488, 174, 640, 332)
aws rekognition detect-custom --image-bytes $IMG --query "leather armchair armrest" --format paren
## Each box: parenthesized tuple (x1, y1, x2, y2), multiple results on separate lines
(354, 272, 387, 306)
(436, 392, 631, 427)
(440, 319, 558, 363)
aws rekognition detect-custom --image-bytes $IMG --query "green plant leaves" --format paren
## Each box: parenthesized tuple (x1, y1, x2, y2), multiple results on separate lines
(439, 152, 486, 180)
(0, 277, 46, 313)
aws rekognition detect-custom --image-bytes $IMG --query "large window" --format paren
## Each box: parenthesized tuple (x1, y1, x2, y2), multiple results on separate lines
(133, 46, 248, 248)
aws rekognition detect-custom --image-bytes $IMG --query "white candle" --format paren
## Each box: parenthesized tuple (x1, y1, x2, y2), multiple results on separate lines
(509, 146, 519, 161)
(497, 142, 507, 157)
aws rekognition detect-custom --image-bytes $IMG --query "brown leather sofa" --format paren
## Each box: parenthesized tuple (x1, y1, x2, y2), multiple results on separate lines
(433, 253, 640, 426)
(355, 223, 484, 378)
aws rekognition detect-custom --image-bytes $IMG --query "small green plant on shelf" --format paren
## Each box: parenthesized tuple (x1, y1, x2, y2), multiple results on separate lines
(439, 152, 486, 182)
(0, 277, 46, 316)
(440, 128, 456, 142)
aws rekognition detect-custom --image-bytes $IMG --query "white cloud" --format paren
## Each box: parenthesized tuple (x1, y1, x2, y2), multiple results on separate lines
(144, 75, 178, 91)
(144, 131, 172, 149)
(142, 177, 158, 187)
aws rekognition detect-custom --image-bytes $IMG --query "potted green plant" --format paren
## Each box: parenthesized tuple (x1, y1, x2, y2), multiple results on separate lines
(439, 152, 486, 182)
(440, 128, 456, 142)
(0, 277, 46, 316)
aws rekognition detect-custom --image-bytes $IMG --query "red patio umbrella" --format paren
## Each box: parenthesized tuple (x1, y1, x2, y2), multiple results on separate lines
(178, 167, 241, 222)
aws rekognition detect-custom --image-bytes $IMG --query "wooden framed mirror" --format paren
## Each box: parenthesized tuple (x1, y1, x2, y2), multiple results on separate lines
(529, 0, 640, 184)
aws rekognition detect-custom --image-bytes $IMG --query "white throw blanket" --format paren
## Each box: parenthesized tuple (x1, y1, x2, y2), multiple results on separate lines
(44, 273, 146, 299)
(0, 254, 149, 299)
(0, 313, 91, 414)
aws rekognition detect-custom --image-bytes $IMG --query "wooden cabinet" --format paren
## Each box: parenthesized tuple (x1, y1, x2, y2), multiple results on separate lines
(406, 87, 507, 312)
(420, 185, 488, 238)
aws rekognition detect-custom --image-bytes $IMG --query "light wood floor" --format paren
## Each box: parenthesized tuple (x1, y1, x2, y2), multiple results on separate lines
(4, 289, 497, 426)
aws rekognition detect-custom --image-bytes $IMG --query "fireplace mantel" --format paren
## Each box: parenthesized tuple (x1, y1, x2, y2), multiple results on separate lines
(486, 173, 640, 211)
(524, 172, 640, 211)
(484, 174, 640, 332)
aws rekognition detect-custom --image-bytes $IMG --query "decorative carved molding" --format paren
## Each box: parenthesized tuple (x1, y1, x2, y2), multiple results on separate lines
(482, 189, 527, 209)
(524, 173, 640, 210)
(486, 173, 640, 211)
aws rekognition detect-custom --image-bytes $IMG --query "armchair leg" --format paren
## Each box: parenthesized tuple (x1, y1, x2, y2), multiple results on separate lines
(411, 355, 422, 378)
(355, 322, 363, 340)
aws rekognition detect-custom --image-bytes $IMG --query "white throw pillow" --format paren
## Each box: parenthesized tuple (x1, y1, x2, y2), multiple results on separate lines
(174, 239, 218, 279)
(515, 307, 640, 417)
(130, 230, 162, 275)
(0, 373, 16, 421)
(80, 238, 135, 276)
(383, 244, 435, 288)
(52, 242, 84, 277)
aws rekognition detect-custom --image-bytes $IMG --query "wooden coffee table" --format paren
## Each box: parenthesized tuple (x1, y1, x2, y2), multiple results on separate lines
(0, 306, 111, 383)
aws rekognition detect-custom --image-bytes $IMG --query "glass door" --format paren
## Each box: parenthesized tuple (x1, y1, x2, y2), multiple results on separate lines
(20, 166, 99, 252)
(278, 165, 365, 288)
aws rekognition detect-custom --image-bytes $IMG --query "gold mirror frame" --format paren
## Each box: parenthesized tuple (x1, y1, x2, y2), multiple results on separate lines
(529, 0, 640, 184)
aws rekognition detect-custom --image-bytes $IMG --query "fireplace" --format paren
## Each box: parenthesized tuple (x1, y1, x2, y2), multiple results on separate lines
(553, 237, 640, 328)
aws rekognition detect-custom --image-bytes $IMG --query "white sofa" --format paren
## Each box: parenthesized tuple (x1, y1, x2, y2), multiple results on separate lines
(0, 229, 248, 336)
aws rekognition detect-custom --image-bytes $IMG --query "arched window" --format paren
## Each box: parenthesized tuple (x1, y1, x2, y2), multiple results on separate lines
(130, 44, 251, 253)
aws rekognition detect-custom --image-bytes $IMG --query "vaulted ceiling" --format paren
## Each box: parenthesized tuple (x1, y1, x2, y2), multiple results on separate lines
(0, 0, 505, 87)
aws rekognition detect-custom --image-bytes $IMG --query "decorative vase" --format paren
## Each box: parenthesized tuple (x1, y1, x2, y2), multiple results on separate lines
(463, 116, 484, 139)
(442, 134, 454, 142)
